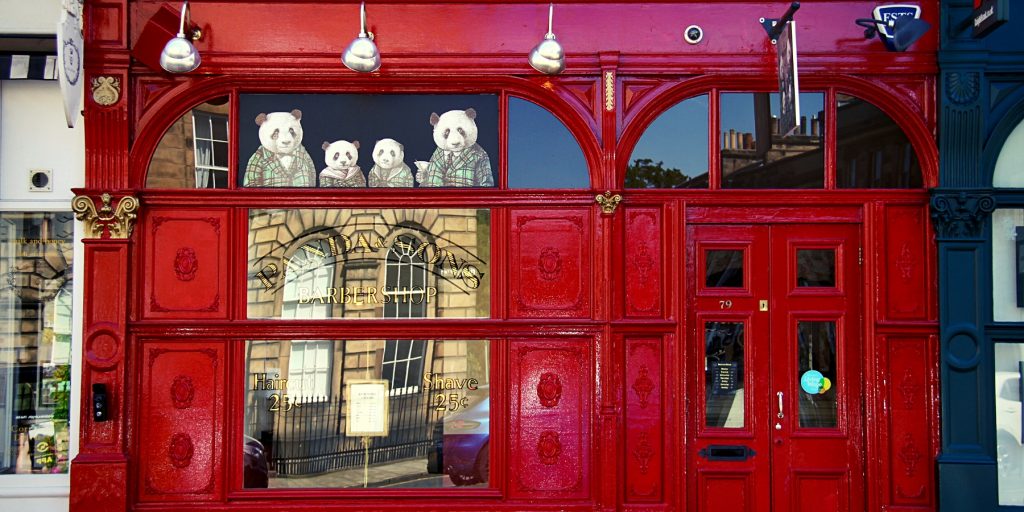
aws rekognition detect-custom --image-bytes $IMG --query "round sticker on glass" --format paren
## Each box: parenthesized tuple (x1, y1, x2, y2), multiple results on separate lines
(800, 370, 824, 394)
(819, 377, 832, 394)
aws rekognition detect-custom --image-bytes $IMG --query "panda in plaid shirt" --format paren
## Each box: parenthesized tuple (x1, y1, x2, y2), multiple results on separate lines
(414, 108, 494, 187)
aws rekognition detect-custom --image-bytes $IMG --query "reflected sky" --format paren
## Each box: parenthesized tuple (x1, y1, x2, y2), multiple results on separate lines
(508, 97, 590, 188)
(630, 95, 708, 179)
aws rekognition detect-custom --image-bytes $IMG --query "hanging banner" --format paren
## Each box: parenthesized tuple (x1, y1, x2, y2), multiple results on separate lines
(776, 20, 800, 137)
(57, 0, 84, 128)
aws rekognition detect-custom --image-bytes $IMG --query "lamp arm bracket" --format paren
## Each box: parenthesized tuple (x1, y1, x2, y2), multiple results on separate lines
(760, 1, 800, 43)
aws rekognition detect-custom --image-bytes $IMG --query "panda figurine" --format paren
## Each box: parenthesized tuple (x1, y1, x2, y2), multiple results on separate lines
(414, 108, 494, 187)
(319, 140, 365, 188)
(368, 138, 414, 187)
(243, 109, 317, 187)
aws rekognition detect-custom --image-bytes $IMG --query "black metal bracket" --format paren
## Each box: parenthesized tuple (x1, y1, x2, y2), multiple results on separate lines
(760, 2, 801, 44)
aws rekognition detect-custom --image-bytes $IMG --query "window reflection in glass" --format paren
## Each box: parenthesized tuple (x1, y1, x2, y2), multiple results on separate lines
(995, 344, 1024, 506)
(705, 322, 744, 428)
(797, 249, 836, 287)
(508, 97, 589, 188)
(627, 95, 709, 188)
(706, 250, 744, 288)
(720, 92, 824, 189)
(146, 97, 230, 189)
(0, 212, 74, 475)
(244, 339, 490, 489)
(836, 94, 922, 188)
(797, 321, 837, 428)
(248, 209, 490, 320)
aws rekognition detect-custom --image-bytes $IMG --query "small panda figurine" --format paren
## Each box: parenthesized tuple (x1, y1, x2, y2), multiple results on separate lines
(243, 109, 317, 187)
(368, 138, 414, 187)
(414, 108, 494, 187)
(319, 140, 365, 187)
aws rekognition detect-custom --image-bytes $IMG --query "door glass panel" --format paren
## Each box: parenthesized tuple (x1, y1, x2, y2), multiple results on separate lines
(797, 249, 835, 287)
(705, 322, 745, 428)
(797, 321, 837, 428)
(705, 250, 744, 288)
(245, 339, 490, 489)
(720, 92, 825, 189)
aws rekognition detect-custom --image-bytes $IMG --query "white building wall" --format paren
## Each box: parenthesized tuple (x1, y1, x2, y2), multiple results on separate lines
(0, 2, 84, 509)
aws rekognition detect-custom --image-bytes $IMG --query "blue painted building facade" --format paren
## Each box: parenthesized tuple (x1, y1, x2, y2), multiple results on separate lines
(936, 0, 1024, 509)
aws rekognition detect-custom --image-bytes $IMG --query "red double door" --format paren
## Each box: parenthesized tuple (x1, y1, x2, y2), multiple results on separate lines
(686, 223, 864, 512)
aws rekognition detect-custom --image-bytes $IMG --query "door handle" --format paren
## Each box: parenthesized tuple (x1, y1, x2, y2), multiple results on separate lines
(777, 391, 784, 419)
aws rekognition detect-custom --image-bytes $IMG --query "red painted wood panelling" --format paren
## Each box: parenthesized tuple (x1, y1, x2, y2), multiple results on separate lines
(142, 210, 229, 319)
(86, 1, 126, 48)
(698, 473, 753, 510)
(624, 208, 663, 318)
(509, 209, 592, 318)
(881, 206, 929, 321)
(625, 337, 663, 502)
(884, 336, 934, 507)
(509, 339, 592, 500)
(70, 460, 127, 511)
(138, 342, 224, 501)
(81, 242, 128, 451)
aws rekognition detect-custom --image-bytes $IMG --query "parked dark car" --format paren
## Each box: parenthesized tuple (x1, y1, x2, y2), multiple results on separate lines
(243, 435, 269, 488)
(427, 397, 489, 486)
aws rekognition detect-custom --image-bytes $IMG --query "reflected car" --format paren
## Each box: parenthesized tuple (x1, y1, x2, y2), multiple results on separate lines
(427, 397, 489, 486)
(996, 370, 1023, 478)
(243, 435, 269, 488)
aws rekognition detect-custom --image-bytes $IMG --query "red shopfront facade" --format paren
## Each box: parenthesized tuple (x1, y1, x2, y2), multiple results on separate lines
(70, 2, 940, 511)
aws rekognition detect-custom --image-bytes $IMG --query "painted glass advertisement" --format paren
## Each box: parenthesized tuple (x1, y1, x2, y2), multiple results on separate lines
(244, 339, 490, 489)
(248, 208, 490, 320)
(239, 94, 498, 188)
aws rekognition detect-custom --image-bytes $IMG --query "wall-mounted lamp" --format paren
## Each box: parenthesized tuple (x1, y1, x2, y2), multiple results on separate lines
(528, 3, 565, 75)
(159, 1, 202, 73)
(855, 6, 931, 52)
(342, 2, 381, 73)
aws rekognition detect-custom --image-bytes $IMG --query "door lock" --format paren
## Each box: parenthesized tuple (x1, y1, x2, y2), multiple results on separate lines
(759, 300, 768, 311)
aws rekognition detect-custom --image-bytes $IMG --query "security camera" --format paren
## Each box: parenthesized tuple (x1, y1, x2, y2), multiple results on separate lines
(684, 25, 704, 45)
(29, 169, 52, 192)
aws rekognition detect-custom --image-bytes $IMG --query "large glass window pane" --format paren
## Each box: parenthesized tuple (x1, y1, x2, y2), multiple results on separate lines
(146, 97, 230, 189)
(836, 94, 922, 188)
(239, 94, 497, 188)
(0, 212, 74, 475)
(244, 339, 490, 489)
(627, 95, 709, 188)
(996, 344, 1024, 505)
(797, 321, 837, 428)
(991, 209, 1024, 322)
(720, 92, 824, 189)
(705, 322, 744, 428)
(508, 97, 589, 188)
(248, 209, 490, 319)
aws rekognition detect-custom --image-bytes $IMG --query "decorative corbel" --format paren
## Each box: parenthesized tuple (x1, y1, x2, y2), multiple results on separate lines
(72, 193, 140, 239)
(596, 190, 622, 215)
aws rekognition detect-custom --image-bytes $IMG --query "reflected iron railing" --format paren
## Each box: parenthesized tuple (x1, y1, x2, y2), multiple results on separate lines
(245, 392, 443, 477)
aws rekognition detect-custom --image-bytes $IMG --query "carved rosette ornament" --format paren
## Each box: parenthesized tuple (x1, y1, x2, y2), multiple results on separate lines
(634, 431, 654, 474)
(538, 247, 562, 281)
(537, 372, 563, 407)
(168, 433, 195, 469)
(72, 193, 140, 239)
(537, 430, 562, 465)
(930, 192, 995, 240)
(170, 375, 195, 409)
(174, 247, 199, 281)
